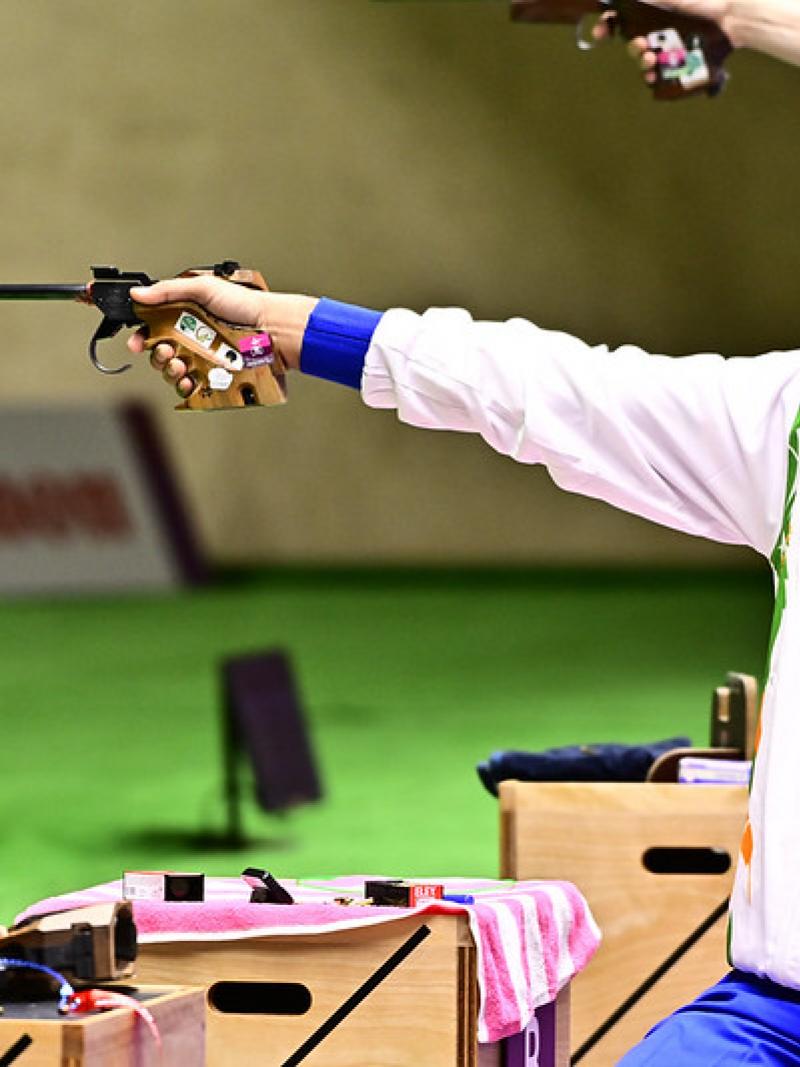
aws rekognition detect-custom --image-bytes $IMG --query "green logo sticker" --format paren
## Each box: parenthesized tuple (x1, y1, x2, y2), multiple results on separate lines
(175, 312, 217, 349)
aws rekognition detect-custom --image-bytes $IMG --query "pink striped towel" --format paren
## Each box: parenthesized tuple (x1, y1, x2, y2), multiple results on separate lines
(17, 875, 599, 1044)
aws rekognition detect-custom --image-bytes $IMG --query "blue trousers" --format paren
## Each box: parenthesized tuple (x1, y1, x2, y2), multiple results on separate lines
(618, 971, 800, 1066)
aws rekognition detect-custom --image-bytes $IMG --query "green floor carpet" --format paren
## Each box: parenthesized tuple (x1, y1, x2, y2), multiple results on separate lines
(0, 566, 773, 923)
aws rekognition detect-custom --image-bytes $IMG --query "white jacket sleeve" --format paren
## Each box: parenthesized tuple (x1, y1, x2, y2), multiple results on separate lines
(361, 307, 800, 557)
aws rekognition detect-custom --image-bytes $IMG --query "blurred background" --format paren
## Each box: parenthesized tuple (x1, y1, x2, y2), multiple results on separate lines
(0, 0, 785, 916)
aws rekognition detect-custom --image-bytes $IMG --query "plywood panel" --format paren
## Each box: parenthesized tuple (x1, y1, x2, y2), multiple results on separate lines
(500, 781, 747, 1056)
(136, 915, 473, 1067)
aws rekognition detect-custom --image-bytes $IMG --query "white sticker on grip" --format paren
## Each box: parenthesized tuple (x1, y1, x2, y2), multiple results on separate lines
(208, 367, 234, 391)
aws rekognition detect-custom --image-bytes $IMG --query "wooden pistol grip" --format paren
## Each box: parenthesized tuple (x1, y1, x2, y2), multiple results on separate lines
(616, 1, 732, 99)
(135, 300, 287, 413)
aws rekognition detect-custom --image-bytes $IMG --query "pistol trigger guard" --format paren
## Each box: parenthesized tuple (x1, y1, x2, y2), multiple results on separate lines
(576, 13, 600, 51)
(89, 318, 132, 375)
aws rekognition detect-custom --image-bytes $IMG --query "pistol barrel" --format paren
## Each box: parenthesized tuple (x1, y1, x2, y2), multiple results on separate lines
(0, 284, 90, 301)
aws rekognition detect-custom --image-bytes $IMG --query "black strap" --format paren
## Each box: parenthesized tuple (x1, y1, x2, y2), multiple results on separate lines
(281, 924, 432, 1067)
(571, 898, 730, 1064)
(0, 1035, 33, 1067)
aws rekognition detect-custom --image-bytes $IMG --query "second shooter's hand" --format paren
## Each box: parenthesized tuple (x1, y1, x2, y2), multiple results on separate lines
(592, 0, 737, 86)
(127, 276, 319, 399)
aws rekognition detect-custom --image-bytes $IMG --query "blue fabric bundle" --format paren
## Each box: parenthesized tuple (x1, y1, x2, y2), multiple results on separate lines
(477, 736, 691, 797)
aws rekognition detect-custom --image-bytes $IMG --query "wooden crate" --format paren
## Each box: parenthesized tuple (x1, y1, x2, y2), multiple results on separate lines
(135, 912, 569, 1067)
(0, 984, 204, 1067)
(500, 780, 748, 1066)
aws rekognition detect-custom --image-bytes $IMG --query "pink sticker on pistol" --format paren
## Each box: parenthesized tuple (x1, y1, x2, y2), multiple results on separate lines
(239, 332, 274, 367)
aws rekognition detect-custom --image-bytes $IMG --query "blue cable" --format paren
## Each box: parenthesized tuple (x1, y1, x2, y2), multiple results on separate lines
(0, 957, 75, 1013)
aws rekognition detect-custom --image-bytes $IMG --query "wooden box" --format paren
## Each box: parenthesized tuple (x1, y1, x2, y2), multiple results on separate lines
(135, 912, 568, 1067)
(0, 984, 204, 1067)
(500, 781, 748, 1065)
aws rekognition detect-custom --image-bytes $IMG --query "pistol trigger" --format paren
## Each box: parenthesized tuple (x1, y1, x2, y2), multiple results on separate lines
(89, 317, 132, 375)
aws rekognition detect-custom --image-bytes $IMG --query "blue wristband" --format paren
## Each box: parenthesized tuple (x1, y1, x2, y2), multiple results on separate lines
(299, 298, 383, 391)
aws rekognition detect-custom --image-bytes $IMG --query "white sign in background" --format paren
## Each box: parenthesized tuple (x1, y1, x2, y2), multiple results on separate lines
(0, 405, 196, 595)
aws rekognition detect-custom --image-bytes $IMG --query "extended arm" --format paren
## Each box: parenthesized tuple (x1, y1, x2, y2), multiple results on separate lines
(363, 307, 800, 557)
(650, 0, 800, 63)
(132, 280, 800, 557)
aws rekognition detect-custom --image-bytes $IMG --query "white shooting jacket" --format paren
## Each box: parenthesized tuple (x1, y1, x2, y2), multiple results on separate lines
(362, 306, 800, 987)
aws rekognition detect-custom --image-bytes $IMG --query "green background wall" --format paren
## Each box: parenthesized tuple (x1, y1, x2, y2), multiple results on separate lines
(0, 0, 793, 567)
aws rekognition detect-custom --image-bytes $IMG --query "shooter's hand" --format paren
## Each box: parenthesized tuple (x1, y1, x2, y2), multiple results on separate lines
(627, 29, 660, 88)
(126, 276, 319, 398)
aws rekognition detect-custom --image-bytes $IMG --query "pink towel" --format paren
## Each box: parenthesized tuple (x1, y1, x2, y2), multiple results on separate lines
(17, 875, 599, 1044)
